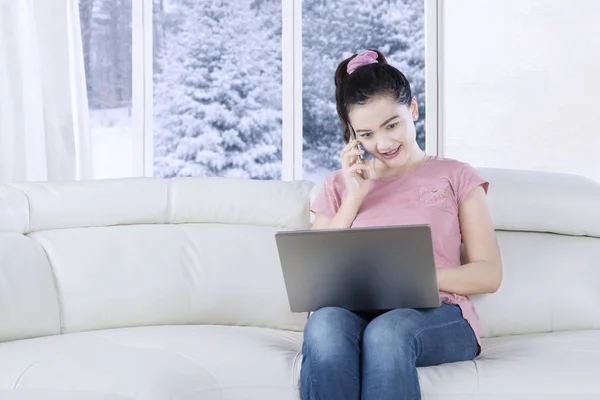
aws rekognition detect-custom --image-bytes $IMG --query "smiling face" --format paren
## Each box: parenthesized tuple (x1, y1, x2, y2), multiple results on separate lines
(348, 95, 421, 172)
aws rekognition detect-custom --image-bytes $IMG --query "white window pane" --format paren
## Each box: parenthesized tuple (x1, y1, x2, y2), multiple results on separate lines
(302, 0, 426, 182)
(153, 0, 283, 180)
(79, 0, 133, 179)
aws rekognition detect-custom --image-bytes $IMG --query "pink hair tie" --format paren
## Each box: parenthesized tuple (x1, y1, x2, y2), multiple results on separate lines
(347, 50, 379, 74)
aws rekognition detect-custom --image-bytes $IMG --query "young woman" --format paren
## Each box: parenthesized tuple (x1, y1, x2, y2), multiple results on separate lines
(301, 50, 503, 400)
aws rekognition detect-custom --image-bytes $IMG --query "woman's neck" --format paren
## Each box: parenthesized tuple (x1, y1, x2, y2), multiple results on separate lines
(373, 149, 430, 180)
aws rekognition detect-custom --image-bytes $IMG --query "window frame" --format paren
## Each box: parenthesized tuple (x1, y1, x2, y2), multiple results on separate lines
(130, 0, 440, 180)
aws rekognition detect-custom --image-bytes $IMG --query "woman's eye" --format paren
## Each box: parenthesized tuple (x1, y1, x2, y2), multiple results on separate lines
(387, 123, 398, 130)
(360, 133, 372, 138)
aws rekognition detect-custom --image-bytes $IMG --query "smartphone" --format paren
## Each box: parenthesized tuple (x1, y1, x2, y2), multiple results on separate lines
(348, 123, 369, 179)
(356, 142, 367, 162)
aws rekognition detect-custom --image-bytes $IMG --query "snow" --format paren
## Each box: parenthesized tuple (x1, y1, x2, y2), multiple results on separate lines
(91, 127, 133, 179)
(89, 108, 133, 179)
(302, 167, 330, 183)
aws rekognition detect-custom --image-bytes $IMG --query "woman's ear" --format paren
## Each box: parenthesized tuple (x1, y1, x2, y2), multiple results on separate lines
(411, 97, 419, 121)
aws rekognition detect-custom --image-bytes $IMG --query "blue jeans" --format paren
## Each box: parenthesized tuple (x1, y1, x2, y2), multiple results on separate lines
(300, 303, 479, 400)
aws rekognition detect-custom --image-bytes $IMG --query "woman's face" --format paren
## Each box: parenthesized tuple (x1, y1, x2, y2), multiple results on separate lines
(347, 96, 420, 169)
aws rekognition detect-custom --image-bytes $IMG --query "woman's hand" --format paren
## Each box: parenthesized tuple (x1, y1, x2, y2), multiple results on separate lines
(311, 140, 376, 231)
(341, 139, 374, 201)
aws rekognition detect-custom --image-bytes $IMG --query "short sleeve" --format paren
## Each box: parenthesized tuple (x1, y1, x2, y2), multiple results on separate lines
(310, 173, 342, 218)
(456, 163, 489, 204)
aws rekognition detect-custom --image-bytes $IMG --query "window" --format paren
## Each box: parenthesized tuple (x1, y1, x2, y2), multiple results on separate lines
(301, 0, 427, 182)
(79, 0, 133, 179)
(152, 0, 283, 180)
(79, 0, 432, 182)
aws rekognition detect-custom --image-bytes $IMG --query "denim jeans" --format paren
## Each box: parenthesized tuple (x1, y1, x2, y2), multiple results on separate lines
(299, 303, 478, 400)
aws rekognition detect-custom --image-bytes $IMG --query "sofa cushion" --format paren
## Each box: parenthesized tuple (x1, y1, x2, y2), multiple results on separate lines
(2, 326, 598, 399)
(479, 167, 600, 238)
(0, 325, 303, 400)
(0, 233, 60, 342)
(169, 177, 314, 230)
(0, 390, 130, 400)
(0, 185, 29, 233)
(471, 230, 600, 338)
(6, 177, 314, 234)
(10, 178, 169, 233)
(28, 223, 307, 334)
(419, 329, 600, 399)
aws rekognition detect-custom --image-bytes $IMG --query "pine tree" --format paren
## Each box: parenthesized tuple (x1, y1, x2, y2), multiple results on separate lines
(154, 0, 282, 179)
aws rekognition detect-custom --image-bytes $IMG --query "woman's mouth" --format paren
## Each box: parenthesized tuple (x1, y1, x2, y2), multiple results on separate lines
(380, 145, 402, 160)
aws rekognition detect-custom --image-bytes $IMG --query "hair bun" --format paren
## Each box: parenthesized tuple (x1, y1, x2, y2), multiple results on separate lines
(347, 50, 379, 74)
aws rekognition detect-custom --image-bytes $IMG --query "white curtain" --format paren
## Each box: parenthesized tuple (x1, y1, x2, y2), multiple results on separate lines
(0, 0, 92, 183)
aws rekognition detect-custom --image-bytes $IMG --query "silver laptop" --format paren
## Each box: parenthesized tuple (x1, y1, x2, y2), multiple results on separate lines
(275, 224, 441, 312)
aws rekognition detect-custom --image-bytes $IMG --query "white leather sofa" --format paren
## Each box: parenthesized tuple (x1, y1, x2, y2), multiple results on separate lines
(0, 168, 599, 400)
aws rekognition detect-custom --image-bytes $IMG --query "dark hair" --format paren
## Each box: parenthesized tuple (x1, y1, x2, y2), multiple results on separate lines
(334, 49, 413, 143)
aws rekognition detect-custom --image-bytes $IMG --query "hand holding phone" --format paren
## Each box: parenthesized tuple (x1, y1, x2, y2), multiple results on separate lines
(339, 123, 374, 202)
(349, 124, 369, 180)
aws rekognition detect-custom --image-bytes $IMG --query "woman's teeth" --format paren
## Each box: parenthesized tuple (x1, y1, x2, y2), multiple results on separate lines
(384, 146, 400, 156)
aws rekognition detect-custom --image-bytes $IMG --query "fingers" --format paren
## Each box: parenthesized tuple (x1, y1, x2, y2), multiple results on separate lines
(341, 140, 364, 169)
(341, 139, 358, 155)
(347, 162, 369, 177)
(343, 149, 364, 169)
(364, 158, 376, 179)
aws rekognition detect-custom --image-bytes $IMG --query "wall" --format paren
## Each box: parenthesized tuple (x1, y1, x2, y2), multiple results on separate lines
(439, 0, 600, 183)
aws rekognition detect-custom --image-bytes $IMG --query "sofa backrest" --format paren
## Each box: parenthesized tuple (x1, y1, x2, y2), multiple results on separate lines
(0, 177, 313, 343)
(2, 168, 600, 344)
(471, 168, 600, 338)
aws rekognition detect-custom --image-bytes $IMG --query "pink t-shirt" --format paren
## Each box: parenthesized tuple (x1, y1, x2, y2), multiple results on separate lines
(310, 155, 489, 350)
